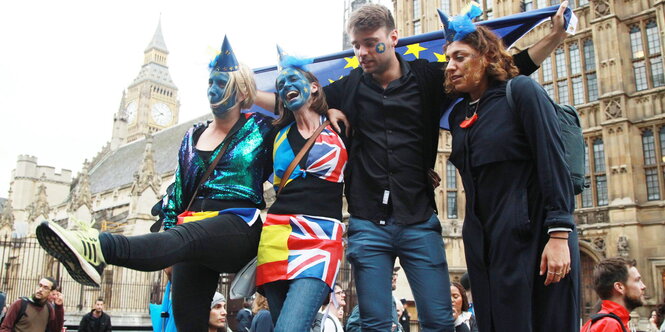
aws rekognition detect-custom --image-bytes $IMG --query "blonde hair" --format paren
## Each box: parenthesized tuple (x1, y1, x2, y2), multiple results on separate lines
(212, 63, 257, 110)
(252, 294, 270, 314)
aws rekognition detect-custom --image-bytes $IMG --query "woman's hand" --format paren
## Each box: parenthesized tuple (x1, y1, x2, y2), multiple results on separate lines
(327, 108, 350, 137)
(539, 232, 571, 286)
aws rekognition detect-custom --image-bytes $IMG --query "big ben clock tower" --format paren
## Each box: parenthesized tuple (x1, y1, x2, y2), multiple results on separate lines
(115, 19, 180, 144)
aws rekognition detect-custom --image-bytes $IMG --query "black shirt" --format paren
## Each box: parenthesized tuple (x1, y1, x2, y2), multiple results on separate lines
(351, 56, 433, 224)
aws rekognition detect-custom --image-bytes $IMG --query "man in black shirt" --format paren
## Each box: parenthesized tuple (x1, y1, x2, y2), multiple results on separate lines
(256, 3, 569, 331)
(78, 298, 111, 332)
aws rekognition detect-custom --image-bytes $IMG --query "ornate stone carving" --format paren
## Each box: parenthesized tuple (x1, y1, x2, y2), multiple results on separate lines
(69, 161, 92, 212)
(26, 181, 51, 222)
(593, 237, 606, 252)
(0, 197, 15, 229)
(575, 209, 609, 225)
(593, 0, 611, 17)
(617, 235, 630, 257)
(131, 135, 162, 197)
(604, 99, 623, 120)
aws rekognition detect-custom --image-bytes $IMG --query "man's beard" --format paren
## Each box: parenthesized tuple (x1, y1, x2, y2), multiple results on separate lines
(31, 294, 45, 304)
(624, 293, 643, 311)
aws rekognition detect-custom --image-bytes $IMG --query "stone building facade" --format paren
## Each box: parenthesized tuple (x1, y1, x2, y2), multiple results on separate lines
(393, 0, 665, 325)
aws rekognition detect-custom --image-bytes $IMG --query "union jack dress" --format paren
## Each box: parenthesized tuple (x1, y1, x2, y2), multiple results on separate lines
(257, 118, 347, 289)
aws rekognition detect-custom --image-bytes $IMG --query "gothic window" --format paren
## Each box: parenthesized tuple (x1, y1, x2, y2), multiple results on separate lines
(447, 192, 458, 219)
(555, 47, 567, 78)
(537, 0, 547, 8)
(572, 77, 584, 105)
(558, 80, 569, 104)
(630, 25, 644, 58)
(522, 0, 533, 11)
(581, 143, 593, 208)
(634, 60, 648, 91)
(646, 21, 661, 55)
(543, 83, 554, 97)
(643, 129, 656, 165)
(542, 57, 553, 82)
(413, 0, 421, 35)
(446, 160, 458, 219)
(579, 137, 609, 207)
(413, 0, 421, 18)
(570, 43, 582, 75)
(587, 73, 598, 102)
(630, 19, 663, 90)
(641, 127, 665, 201)
(578, 0, 589, 6)
(440, 0, 451, 13)
(584, 40, 596, 71)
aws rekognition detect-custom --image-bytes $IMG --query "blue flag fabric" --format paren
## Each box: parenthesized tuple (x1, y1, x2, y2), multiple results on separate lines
(247, 5, 573, 130)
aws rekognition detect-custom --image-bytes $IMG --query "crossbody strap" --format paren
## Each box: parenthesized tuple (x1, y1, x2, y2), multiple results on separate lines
(277, 120, 330, 196)
(185, 116, 247, 211)
(587, 313, 628, 332)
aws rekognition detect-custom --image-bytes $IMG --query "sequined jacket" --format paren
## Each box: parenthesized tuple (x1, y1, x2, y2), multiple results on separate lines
(162, 113, 274, 229)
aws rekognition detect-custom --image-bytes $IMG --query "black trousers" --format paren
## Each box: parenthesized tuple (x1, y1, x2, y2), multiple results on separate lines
(100, 213, 262, 331)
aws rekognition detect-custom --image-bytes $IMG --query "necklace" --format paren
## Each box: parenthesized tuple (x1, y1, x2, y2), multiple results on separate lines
(460, 99, 479, 128)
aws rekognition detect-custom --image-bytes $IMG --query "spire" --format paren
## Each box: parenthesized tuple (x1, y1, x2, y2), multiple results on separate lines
(145, 17, 169, 54)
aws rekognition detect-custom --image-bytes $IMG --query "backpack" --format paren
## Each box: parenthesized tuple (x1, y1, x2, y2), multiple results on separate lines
(585, 312, 628, 332)
(506, 78, 587, 195)
(4, 297, 52, 330)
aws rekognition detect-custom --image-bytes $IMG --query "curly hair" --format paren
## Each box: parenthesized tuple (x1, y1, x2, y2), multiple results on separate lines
(444, 25, 519, 95)
(273, 68, 328, 129)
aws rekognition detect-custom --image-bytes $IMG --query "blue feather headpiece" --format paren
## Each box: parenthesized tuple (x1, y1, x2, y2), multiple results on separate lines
(209, 35, 239, 72)
(438, 2, 483, 43)
(276, 44, 313, 72)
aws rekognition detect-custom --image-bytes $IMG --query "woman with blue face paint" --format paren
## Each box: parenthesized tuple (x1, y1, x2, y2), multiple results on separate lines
(255, 55, 348, 332)
(35, 36, 274, 332)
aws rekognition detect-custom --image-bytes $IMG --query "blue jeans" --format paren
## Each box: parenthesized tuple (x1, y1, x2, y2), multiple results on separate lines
(263, 278, 330, 332)
(347, 214, 454, 332)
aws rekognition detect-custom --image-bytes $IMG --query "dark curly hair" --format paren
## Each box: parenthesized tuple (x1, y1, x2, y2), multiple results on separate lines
(444, 25, 519, 95)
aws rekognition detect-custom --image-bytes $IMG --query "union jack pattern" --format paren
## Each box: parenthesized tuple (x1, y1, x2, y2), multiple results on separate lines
(272, 118, 347, 190)
(257, 214, 345, 289)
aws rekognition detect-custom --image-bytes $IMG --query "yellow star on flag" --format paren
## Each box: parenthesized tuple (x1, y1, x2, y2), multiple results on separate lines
(344, 56, 360, 69)
(404, 43, 428, 59)
(328, 76, 345, 84)
(433, 52, 447, 62)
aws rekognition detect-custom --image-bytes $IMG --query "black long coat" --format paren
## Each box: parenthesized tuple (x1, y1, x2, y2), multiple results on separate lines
(448, 75, 580, 332)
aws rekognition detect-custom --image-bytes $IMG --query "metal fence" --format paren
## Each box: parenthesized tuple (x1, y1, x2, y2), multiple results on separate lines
(0, 234, 166, 316)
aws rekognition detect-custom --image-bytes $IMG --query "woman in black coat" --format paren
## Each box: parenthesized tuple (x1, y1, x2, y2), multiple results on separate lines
(444, 20, 580, 332)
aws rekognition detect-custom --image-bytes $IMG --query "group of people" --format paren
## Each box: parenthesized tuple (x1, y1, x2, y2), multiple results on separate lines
(0, 277, 111, 332)
(34, 1, 591, 331)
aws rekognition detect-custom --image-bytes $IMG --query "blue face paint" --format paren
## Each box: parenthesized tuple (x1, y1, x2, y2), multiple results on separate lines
(276, 68, 311, 111)
(208, 71, 236, 117)
(375, 42, 386, 54)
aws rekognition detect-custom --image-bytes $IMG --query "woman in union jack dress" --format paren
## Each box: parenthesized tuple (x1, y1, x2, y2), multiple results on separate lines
(256, 56, 348, 332)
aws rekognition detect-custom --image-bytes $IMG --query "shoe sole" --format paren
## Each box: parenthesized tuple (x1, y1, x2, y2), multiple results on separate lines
(36, 221, 101, 287)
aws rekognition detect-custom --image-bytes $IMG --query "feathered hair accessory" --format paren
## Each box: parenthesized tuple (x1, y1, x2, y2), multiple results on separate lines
(209, 35, 239, 72)
(438, 2, 483, 43)
(276, 44, 313, 72)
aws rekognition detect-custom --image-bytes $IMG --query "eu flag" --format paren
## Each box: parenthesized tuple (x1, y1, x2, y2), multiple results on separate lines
(249, 5, 575, 130)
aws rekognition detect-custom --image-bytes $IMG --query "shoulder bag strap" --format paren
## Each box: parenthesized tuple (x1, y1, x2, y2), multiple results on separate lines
(277, 120, 330, 196)
(184, 116, 247, 211)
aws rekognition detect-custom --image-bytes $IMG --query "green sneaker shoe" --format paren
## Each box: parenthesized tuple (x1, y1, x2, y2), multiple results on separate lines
(36, 219, 106, 287)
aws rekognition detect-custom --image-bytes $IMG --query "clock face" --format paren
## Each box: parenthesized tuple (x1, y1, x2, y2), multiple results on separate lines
(151, 103, 172, 126)
(125, 101, 138, 123)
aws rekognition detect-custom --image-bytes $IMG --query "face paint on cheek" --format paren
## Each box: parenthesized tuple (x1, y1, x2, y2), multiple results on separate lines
(375, 42, 386, 54)
(208, 72, 237, 117)
(277, 69, 312, 111)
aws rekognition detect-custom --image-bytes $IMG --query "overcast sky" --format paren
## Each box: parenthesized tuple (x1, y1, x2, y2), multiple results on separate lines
(0, 0, 382, 196)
